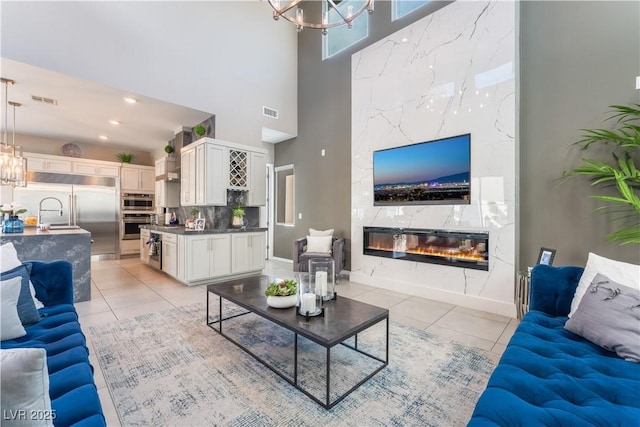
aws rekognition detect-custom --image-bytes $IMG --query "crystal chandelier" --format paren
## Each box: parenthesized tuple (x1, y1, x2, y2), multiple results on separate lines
(267, 0, 374, 35)
(0, 78, 27, 187)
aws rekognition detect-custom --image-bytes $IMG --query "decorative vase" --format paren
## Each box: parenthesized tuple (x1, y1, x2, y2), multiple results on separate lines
(266, 295, 298, 309)
(232, 215, 244, 228)
(3, 215, 24, 233)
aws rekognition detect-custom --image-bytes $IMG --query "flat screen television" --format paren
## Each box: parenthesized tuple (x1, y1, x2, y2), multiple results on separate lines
(373, 133, 471, 206)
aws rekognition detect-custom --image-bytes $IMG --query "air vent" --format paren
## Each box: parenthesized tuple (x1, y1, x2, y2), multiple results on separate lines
(263, 106, 279, 119)
(31, 95, 58, 105)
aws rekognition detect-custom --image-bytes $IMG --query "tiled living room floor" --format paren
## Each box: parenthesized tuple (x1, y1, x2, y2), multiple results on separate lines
(79, 257, 518, 426)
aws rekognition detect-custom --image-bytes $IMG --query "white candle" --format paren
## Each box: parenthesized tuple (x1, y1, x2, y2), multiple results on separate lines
(302, 293, 316, 313)
(316, 271, 327, 296)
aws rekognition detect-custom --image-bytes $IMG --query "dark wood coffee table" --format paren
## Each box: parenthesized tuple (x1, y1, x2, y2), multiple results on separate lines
(206, 275, 389, 409)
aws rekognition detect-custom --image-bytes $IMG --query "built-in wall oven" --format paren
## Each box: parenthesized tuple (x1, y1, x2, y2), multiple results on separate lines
(121, 212, 152, 240)
(122, 193, 154, 211)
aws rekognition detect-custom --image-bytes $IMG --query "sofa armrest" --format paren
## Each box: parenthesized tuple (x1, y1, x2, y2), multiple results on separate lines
(293, 238, 307, 266)
(26, 260, 74, 306)
(529, 264, 584, 317)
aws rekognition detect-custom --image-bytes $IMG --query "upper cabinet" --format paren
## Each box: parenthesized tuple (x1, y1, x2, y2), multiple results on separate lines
(180, 138, 267, 207)
(121, 165, 155, 192)
(26, 153, 72, 173)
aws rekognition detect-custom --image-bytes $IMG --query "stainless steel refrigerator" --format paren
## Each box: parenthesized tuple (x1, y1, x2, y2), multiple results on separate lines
(13, 171, 119, 256)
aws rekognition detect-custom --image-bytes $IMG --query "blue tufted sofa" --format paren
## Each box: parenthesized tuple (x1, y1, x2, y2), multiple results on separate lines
(1, 260, 106, 427)
(469, 264, 640, 425)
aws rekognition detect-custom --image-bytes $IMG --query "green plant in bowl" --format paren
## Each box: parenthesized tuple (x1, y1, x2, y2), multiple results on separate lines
(164, 144, 174, 154)
(117, 152, 134, 163)
(265, 279, 297, 297)
(232, 204, 245, 218)
(194, 124, 206, 138)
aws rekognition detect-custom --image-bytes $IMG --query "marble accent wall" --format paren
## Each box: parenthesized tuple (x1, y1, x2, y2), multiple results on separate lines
(351, 1, 516, 316)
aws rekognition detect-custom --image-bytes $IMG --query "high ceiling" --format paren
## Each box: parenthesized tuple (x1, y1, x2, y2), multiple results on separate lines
(1, 58, 212, 152)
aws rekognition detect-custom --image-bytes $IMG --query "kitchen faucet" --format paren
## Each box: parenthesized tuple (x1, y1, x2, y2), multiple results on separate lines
(38, 197, 64, 225)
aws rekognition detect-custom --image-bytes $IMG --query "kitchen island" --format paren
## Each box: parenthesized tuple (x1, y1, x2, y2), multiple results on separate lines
(140, 225, 267, 286)
(1, 227, 92, 302)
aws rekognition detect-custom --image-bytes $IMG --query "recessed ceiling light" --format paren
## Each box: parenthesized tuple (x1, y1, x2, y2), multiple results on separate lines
(99, 135, 109, 140)
(109, 120, 121, 125)
(123, 97, 137, 104)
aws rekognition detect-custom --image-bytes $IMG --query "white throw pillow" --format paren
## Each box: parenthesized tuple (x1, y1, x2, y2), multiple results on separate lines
(306, 235, 333, 254)
(1, 242, 22, 273)
(0, 243, 44, 310)
(309, 228, 334, 237)
(1, 277, 27, 341)
(569, 252, 640, 318)
(0, 348, 54, 427)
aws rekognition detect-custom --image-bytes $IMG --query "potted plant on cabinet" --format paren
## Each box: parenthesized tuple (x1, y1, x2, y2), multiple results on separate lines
(194, 125, 206, 139)
(164, 144, 174, 156)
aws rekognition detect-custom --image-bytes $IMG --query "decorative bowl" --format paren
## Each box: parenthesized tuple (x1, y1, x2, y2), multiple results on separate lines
(266, 295, 297, 309)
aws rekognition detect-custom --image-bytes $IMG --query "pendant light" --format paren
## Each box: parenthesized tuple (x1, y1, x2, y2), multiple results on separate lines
(0, 78, 27, 187)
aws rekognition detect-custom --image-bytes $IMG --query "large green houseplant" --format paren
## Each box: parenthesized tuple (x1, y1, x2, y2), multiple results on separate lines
(564, 104, 640, 245)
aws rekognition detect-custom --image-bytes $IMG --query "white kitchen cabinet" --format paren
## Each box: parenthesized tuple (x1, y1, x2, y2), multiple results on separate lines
(120, 239, 139, 255)
(247, 151, 266, 206)
(73, 160, 119, 177)
(231, 232, 265, 274)
(26, 153, 72, 173)
(121, 166, 155, 192)
(140, 229, 150, 263)
(185, 234, 231, 282)
(162, 233, 178, 278)
(181, 141, 226, 206)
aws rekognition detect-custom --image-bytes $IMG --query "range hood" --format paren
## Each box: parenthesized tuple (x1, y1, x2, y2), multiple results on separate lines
(155, 171, 180, 182)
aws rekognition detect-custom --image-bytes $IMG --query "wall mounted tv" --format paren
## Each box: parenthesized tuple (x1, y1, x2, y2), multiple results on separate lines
(373, 133, 471, 206)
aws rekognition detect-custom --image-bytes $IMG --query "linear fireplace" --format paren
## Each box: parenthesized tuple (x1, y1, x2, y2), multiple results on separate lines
(363, 227, 489, 271)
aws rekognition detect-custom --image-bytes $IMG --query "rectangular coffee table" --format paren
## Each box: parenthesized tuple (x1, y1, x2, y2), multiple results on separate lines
(206, 275, 389, 409)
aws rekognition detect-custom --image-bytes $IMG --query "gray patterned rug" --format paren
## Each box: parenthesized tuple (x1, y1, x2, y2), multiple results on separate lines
(89, 302, 498, 426)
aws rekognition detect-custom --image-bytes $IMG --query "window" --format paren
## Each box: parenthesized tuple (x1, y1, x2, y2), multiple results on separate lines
(322, 0, 370, 60)
(392, 0, 430, 21)
(275, 165, 295, 226)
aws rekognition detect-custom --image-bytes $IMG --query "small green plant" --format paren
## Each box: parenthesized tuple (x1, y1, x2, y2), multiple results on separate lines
(265, 279, 297, 297)
(194, 124, 206, 138)
(164, 144, 174, 154)
(190, 207, 199, 217)
(232, 204, 245, 217)
(117, 152, 134, 163)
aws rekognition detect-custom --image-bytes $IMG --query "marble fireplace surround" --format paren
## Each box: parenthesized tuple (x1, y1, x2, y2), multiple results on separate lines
(351, 1, 516, 316)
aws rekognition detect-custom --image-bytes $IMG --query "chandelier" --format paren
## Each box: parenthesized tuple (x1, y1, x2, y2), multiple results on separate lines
(0, 78, 27, 187)
(267, 0, 374, 35)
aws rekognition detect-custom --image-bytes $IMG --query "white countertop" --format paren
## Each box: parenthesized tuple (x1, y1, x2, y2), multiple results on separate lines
(1, 227, 91, 237)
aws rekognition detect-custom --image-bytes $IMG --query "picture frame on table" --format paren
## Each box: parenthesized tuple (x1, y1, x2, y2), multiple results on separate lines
(195, 218, 206, 231)
(537, 247, 556, 266)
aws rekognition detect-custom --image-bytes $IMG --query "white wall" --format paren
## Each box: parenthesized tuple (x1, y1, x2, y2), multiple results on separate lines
(1, 1, 297, 148)
(351, 1, 516, 316)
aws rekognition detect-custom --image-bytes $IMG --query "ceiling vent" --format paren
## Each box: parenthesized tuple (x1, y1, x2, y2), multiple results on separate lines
(31, 95, 58, 105)
(263, 106, 279, 119)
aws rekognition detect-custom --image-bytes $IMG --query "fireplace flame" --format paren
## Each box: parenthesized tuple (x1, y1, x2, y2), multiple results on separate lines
(366, 243, 485, 261)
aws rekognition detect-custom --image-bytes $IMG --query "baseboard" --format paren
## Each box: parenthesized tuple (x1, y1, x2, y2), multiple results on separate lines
(270, 256, 293, 264)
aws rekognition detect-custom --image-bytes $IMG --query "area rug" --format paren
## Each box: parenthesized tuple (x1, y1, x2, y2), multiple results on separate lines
(89, 302, 499, 426)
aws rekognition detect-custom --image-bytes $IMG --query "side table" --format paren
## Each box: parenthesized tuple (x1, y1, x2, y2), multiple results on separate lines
(515, 270, 531, 320)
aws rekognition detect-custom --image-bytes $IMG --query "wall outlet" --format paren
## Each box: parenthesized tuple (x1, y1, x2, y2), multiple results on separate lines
(321, 149, 326, 156)
(298, 213, 302, 219)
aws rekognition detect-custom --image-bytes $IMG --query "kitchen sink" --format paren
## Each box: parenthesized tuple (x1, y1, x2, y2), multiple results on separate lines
(49, 225, 82, 230)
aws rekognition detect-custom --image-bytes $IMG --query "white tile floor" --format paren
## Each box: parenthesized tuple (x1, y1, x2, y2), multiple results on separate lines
(79, 258, 518, 426)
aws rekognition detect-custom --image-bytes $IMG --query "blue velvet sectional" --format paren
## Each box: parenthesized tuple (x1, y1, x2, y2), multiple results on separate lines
(1, 260, 106, 427)
(469, 265, 640, 426)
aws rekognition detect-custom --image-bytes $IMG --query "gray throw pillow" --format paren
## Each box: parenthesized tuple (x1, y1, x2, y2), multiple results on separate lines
(0, 264, 42, 326)
(565, 273, 640, 362)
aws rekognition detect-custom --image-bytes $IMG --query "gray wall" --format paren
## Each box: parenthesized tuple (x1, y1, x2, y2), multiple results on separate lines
(520, 1, 640, 267)
(275, 0, 640, 269)
(274, 1, 451, 266)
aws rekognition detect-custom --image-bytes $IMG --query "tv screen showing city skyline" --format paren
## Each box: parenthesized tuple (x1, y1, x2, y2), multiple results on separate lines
(373, 134, 471, 206)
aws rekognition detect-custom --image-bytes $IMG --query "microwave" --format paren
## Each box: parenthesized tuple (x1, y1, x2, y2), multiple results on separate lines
(122, 193, 154, 211)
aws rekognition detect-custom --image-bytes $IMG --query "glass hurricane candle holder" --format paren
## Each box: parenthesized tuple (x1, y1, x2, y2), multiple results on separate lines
(296, 272, 322, 317)
(309, 258, 335, 301)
